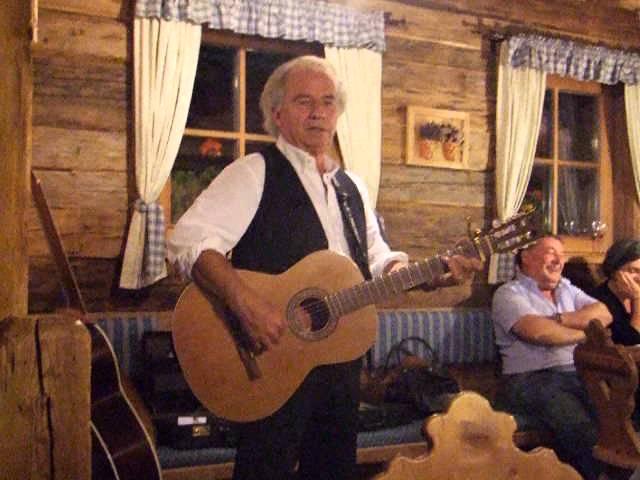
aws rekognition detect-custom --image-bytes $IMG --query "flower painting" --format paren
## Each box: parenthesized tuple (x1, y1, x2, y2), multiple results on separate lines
(406, 107, 470, 169)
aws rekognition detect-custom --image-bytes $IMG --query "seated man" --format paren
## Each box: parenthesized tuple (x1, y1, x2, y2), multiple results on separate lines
(492, 235, 612, 480)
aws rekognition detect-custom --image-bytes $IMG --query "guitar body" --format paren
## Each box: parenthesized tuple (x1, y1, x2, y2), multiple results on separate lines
(172, 250, 378, 423)
(89, 324, 163, 480)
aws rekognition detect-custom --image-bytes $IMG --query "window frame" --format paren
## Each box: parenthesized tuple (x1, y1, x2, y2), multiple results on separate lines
(533, 74, 612, 262)
(161, 31, 322, 230)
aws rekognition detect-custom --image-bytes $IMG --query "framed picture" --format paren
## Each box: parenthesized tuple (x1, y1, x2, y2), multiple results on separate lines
(405, 106, 470, 169)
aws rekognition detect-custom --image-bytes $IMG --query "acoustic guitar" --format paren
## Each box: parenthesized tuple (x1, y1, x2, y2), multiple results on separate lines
(172, 210, 540, 423)
(31, 172, 163, 480)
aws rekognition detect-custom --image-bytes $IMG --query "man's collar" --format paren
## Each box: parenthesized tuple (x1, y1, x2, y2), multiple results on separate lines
(276, 136, 339, 175)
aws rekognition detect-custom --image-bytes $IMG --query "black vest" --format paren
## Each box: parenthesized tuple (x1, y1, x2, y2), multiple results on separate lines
(231, 144, 371, 280)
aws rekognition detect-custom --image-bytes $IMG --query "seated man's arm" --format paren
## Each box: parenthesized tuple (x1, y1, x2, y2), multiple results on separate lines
(512, 301, 612, 346)
(512, 315, 587, 346)
(557, 301, 612, 330)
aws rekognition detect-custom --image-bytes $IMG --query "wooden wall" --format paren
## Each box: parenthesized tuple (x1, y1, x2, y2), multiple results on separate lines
(29, 0, 640, 312)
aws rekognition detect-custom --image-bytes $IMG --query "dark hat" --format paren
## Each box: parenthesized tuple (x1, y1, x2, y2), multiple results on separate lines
(602, 239, 640, 278)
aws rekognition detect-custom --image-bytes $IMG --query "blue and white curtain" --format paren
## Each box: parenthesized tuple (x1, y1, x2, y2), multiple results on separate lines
(506, 34, 640, 85)
(490, 33, 640, 284)
(121, 0, 385, 289)
(135, 0, 385, 52)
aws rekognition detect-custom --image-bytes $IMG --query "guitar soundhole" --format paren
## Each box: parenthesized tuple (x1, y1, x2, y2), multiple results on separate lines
(287, 288, 337, 341)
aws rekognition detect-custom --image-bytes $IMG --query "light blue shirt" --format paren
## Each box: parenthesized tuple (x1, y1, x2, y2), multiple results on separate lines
(492, 271, 598, 374)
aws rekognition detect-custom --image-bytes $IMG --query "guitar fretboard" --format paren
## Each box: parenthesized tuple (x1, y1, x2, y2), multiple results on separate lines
(326, 238, 486, 318)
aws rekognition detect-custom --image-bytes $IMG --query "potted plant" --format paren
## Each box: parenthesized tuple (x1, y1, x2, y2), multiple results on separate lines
(418, 122, 443, 160)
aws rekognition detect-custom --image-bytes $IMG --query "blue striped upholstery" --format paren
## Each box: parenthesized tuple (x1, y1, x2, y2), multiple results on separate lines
(96, 313, 161, 379)
(96, 309, 496, 377)
(371, 309, 495, 367)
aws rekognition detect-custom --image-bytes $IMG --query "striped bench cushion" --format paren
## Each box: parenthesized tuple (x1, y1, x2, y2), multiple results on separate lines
(95, 313, 162, 378)
(95, 309, 495, 377)
(371, 309, 495, 367)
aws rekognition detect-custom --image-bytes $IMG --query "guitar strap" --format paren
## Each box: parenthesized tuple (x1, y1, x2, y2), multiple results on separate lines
(332, 172, 375, 368)
(332, 172, 372, 281)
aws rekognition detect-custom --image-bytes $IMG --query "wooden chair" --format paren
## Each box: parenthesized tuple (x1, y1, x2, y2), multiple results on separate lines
(574, 320, 640, 469)
(373, 391, 581, 480)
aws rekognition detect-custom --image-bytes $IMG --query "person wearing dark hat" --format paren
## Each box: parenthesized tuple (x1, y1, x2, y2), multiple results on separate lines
(592, 239, 640, 345)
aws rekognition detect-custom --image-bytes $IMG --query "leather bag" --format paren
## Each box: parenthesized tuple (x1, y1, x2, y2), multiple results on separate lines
(360, 336, 460, 416)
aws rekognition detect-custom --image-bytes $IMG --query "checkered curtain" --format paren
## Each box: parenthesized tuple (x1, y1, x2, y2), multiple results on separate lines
(119, 18, 201, 289)
(490, 34, 640, 283)
(135, 0, 385, 52)
(506, 34, 640, 85)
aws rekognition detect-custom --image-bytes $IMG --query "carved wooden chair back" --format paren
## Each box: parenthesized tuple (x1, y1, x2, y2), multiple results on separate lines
(374, 391, 582, 480)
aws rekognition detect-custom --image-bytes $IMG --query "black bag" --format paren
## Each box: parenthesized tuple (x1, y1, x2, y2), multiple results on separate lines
(140, 331, 236, 450)
(357, 401, 421, 432)
(361, 336, 460, 416)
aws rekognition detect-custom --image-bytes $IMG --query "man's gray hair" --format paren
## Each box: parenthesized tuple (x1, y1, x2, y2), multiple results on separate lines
(259, 55, 346, 137)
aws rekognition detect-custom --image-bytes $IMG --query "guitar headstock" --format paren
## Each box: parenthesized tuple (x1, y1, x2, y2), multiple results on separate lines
(472, 208, 543, 260)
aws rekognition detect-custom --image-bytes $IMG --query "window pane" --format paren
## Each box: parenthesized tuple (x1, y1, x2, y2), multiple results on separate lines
(171, 136, 235, 223)
(558, 93, 599, 163)
(558, 167, 599, 236)
(246, 51, 297, 134)
(246, 141, 274, 155)
(187, 45, 236, 130)
(523, 165, 552, 232)
(536, 91, 553, 159)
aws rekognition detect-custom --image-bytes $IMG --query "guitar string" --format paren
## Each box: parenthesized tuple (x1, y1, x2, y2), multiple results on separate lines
(291, 219, 532, 321)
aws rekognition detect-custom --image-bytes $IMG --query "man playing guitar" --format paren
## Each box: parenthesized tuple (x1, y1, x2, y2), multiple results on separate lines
(168, 55, 480, 480)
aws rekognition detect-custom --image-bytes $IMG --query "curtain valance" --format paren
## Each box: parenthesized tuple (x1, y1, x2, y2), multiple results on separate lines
(506, 33, 640, 85)
(135, 0, 385, 52)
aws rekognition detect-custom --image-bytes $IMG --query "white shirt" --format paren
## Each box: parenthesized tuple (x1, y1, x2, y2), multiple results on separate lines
(168, 136, 407, 278)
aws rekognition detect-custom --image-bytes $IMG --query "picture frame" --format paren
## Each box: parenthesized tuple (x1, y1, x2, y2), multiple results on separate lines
(405, 106, 470, 169)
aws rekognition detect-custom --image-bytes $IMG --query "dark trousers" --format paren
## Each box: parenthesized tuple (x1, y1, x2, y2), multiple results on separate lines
(232, 358, 361, 480)
(496, 369, 604, 480)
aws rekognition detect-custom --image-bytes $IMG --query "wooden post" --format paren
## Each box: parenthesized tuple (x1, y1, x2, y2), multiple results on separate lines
(0, 314, 91, 479)
(0, 0, 32, 318)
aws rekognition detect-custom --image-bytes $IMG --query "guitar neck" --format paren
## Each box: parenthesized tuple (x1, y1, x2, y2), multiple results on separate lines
(328, 236, 493, 317)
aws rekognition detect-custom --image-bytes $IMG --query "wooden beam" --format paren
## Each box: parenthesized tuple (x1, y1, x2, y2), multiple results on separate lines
(0, 0, 32, 317)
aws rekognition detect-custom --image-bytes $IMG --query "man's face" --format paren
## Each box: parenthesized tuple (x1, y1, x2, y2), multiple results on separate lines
(521, 236, 566, 291)
(272, 67, 339, 158)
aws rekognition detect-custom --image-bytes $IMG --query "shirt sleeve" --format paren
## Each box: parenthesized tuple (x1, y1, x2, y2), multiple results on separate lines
(344, 171, 408, 277)
(492, 283, 538, 334)
(569, 283, 599, 310)
(167, 154, 265, 279)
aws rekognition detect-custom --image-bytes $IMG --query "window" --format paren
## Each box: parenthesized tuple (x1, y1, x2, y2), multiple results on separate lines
(523, 75, 612, 261)
(163, 31, 321, 226)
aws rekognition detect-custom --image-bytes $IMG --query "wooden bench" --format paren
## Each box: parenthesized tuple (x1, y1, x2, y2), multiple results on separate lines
(574, 319, 640, 470)
(94, 308, 553, 479)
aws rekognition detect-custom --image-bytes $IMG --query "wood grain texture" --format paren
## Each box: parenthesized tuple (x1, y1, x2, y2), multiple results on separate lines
(1, 0, 31, 317)
(374, 391, 581, 480)
(40, 0, 129, 20)
(0, 315, 91, 480)
(39, 316, 91, 480)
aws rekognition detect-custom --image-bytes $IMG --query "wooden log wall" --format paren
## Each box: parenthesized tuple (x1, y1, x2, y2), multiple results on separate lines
(0, 315, 91, 479)
(28, 0, 640, 312)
